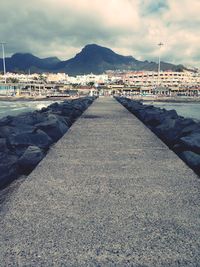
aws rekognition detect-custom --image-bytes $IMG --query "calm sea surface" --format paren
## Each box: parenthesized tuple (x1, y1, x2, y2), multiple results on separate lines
(144, 101, 200, 121)
(0, 100, 59, 118)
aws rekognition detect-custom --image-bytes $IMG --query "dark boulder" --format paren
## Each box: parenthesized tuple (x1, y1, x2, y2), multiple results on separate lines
(0, 152, 19, 188)
(18, 146, 44, 173)
(0, 115, 13, 126)
(60, 103, 75, 117)
(35, 114, 69, 142)
(154, 118, 177, 145)
(142, 109, 178, 127)
(48, 102, 59, 110)
(0, 124, 35, 138)
(154, 117, 195, 146)
(179, 132, 200, 154)
(128, 103, 147, 115)
(179, 151, 200, 176)
(8, 129, 53, 150)
(10, 111, 47, 126)
(0, 138, 8, 152)
(181, 122, 200, 137)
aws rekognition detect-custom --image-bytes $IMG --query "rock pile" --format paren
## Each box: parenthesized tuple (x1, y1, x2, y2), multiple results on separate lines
(0, 97, 96, 189)
(116, 97, 200, 176)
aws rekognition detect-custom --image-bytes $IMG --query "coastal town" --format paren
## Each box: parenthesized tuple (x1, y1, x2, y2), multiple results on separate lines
(0, 69, 200, 98)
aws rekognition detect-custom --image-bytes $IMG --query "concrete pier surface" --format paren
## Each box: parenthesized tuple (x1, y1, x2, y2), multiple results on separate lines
(0, 97, 200, 266)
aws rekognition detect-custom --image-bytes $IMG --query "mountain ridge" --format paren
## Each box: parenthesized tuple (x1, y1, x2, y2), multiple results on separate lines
(0, 44, 187, 75)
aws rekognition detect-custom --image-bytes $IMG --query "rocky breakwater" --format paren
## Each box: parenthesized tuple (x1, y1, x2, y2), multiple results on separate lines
(0, 97, 96, 189)
(116, 97, 200, 176)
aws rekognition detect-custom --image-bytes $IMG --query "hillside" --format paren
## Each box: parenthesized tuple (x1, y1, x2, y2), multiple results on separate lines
(0, 44, 186, 75)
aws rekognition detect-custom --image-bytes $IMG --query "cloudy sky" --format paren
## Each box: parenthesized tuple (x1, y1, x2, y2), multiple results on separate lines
(0, 0, 199, 68)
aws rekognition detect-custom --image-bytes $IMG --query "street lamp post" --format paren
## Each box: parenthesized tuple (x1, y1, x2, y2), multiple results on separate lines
(157, 42, 164, 87)
(1, 42, 7, 84)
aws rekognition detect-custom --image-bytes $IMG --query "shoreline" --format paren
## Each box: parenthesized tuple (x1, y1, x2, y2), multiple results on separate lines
(129, 96, 200, 103)
(0, 95, 200, 103)
(0, 96, 81, 102)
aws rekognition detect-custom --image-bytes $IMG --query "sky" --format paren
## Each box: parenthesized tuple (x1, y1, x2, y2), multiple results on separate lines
(0, 0, 199, 68)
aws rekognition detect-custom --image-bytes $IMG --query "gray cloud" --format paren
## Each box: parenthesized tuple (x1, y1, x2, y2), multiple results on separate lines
(140, 0, 169, 16)
(0, 0, 199, 68)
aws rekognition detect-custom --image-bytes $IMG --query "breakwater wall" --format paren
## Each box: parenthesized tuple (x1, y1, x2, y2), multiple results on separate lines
(116, 97, 200, 176)
(0, 97, 96, 189)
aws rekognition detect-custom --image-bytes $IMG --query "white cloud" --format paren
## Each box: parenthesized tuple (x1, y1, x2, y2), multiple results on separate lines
(0, 0, 199, 68)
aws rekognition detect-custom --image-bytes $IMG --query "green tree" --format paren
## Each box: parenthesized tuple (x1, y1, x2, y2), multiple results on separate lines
(7, 77, 19, 83)
(88, 81, 95, 87)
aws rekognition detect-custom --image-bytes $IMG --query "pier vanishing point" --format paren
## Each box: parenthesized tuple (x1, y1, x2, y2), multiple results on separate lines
(0, 97, 200, 266)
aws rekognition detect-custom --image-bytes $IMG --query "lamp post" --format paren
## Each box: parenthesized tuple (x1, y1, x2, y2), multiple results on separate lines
(1, 42, 7, 84)
(157, 42, 164, 87)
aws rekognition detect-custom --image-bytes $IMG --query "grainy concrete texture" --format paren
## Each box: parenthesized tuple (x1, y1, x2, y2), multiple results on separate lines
(0, 97, 200, 267)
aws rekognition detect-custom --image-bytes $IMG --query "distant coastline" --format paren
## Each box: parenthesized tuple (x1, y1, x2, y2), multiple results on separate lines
(131, 96, 200, 103)
(0, 95, 200, 103)
(0, 96, 79, 102)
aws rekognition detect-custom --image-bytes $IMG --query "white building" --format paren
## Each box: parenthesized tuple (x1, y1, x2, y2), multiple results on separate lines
(123, 71, 200, 88)
(46, 73, 68, 83)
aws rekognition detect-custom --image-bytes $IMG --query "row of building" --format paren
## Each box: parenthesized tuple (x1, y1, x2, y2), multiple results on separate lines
(0, 70, 199, 88)
(0, 70, 199, 97)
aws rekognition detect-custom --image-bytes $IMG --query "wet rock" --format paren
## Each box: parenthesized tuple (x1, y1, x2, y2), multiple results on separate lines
(18, 146, 44, 173)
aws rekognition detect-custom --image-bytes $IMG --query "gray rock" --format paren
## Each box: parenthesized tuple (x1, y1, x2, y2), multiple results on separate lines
(0, 152, 19, 188)
(0, 115, 13, 126)
(10, 111, 47, 126)
(35, 115, 69, 142)
(0, 138, 8, 152)
(179, 151, 200, 175)
(142, 109, 178, 127)
(18, 146, 44, 173)
(154, 117, 195, 146)
(0, 125, 35, 138)
(181, 122, 200, 136)
(180, 132, 200, 153)
(8, 129, 53, 150)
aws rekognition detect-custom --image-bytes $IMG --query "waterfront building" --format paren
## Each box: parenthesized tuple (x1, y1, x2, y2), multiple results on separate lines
(46, 73, 68, 83)
(122, 71, 200, 88)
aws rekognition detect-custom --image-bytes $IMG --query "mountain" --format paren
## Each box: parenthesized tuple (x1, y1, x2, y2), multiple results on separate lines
(0, 53, 61, 73)
(54, 44, 141, 75)
(0, 44, 187, 75)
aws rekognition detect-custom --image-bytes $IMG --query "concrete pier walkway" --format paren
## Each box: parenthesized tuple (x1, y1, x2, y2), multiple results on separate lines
(0, 97, 200, 266)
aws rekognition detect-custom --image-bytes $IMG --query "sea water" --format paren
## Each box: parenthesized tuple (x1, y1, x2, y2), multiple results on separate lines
(144, 101, 200, 121)
(0, 100, 59, 118)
